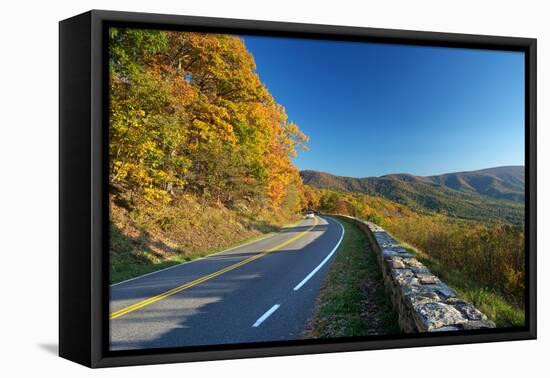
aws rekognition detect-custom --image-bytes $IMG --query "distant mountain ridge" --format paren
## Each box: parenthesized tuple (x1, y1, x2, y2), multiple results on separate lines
(385, 166, 524, 203)
(300, 166, 525, 224)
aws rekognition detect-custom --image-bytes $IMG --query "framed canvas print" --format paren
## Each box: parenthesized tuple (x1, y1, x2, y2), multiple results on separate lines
(59, 10, 537, 368)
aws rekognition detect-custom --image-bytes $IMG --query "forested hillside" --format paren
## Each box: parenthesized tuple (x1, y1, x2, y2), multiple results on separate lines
(423, 166, 524, 202)
(301, 166, 525, 225)
(109, 28, 309, 282)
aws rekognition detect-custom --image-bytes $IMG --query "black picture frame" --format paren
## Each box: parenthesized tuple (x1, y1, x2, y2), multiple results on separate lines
(59, 9, 537, 368)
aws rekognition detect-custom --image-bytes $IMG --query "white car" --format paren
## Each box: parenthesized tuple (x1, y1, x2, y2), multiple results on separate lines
(305, 211, 315, 219)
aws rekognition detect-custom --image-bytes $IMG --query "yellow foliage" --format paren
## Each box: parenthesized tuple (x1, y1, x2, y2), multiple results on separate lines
(109, 28, 309, 211)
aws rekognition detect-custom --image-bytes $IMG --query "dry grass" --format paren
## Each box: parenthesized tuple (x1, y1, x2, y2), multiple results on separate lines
(383, 215, 525, 306)
(109, 194, 300, 283)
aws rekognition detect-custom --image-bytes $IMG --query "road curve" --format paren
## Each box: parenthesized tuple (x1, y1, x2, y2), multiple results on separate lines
(110, 215, 344, 351)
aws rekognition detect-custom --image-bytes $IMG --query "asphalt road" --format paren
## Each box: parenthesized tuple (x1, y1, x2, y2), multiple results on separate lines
(110, 215, 345, 351)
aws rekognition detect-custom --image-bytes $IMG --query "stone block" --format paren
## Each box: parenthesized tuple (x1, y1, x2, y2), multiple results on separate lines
(416, 273, 437, 284)
(388, 257, 406, 269)
(445, 297, 467, 305)
(413, 302, 468, 331)
(411, 266, 431, 275)
(461, 319, 497, 329)
(404, 290, 440, 307)
(392, 269, 420, 287)
(402, 257, 423, 268)
(434, 283, 457, 299)
(454, 303, 488, 321)
(431, 326, 461, 332)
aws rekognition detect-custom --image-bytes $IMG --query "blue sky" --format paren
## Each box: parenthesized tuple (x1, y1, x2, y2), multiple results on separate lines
(242, 36, 525, 177)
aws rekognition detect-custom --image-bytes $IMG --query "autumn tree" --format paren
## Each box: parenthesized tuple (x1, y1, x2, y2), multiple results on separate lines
(108, 28, 308, 209)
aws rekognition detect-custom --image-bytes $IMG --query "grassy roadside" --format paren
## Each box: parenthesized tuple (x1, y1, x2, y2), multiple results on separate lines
(307, 217, 401, 338)
(397, 240, 525, 328)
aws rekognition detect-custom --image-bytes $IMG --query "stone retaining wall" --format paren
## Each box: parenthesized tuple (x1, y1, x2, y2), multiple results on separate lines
(339, 215, 495, 333)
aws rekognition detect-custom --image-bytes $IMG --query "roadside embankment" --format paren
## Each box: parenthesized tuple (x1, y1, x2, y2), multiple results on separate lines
(110, 195, 301, 284)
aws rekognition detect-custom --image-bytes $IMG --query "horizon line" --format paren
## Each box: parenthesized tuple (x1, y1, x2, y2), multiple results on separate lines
(299, 164, 525, 179)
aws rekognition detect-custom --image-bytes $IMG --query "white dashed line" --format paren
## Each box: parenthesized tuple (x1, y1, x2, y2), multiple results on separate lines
(252, 304, 281, 327)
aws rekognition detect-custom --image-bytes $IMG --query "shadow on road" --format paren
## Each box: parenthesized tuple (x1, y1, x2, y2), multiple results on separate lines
(280, 224, 328, 234)
(110, 223, 329, 304)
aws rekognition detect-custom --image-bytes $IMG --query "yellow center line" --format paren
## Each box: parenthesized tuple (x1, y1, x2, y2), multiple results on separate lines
(110, 217, 319, 320)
